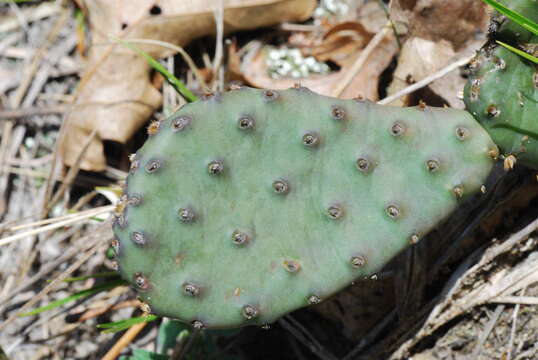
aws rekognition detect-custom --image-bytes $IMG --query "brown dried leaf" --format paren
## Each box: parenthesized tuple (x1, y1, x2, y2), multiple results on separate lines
(305, 21, 373, 64)
(386, 37, 486, 108)
(386, 37, 457, 107)
(62, 0, 316, 171)
(236, 4, 397, 100)
(392, 0, 489, 50)
(240, 29, 397, 100)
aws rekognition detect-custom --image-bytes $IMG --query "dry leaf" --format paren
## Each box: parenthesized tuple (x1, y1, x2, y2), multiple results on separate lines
(305, 22, 372, 63)
(386, 37, 487, 108)
(392, 0, 489, 50)
(386, 37, 457, 107)
(62, 0, 316, 171)
(238, 22, 397, 100)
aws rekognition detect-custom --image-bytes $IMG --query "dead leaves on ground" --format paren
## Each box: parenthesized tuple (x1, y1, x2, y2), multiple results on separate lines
(233, 19, 398, 100)
(392, 0, 489, 50)
(64, 0, 491, 172)
(62, 0, 316, 171)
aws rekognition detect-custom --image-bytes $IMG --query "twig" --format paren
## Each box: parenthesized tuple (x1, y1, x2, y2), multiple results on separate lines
(5, 154, 52, 167)
(470, 305, 505, 359)
(514, 343, 538, 360)
(1, 166, 65, 183)
(0, 2, 59, 33)
(38, 9, 75, 220)
(78, 298, 137, 323)
(21, 33, 78, 107)
(332, 23, 390, 98)
(70, 190, 99, 212)
(7, 0, 29, 33)
(43, 130, 97, 215)
(212, 0, 224, 91)
(391, 215, 538, 358)
(507, 288, 526, 360)
(10, 5, 69, 108)
(0, 205, 114, 247)
(0, 32, 22, 54)
(0, 121, 14, 215)
(6, 206, 101, 232)
(489, 295, 538, 305)
(280, 23, 320, 32)
(377, 55, 473, 105)
(102, 313, 151, 360)
(0, 227, 111, 314)
(0, 223, 108, 332)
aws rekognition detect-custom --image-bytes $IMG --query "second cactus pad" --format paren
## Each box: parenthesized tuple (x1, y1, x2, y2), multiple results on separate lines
(113, 86, 496, 329)
(464, 42, 538, 168)
(464, 0, 538, 169)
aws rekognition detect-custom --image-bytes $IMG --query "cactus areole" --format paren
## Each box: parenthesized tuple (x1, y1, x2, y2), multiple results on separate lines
(464, 0, 538, 169)
(111, 86, 497, 329)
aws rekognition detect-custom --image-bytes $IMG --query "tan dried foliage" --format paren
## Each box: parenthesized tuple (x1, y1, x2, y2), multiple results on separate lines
(386, 37, 459, 107)
(232, 19, 397, 100)
(62, 0, 316, 171)
(392, 0, 489, 50)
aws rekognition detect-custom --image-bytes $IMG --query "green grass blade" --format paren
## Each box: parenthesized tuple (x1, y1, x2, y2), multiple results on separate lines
(97, 315, 159, 333)
(48, 271, 120, 283)
(480, 0, 538, 36)
(19, 280, 127, 317)
(496, 40, 538, 64)
(111, 37, 198, 102)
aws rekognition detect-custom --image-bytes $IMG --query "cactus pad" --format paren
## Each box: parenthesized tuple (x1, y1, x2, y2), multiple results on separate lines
(464, 0, 538, 169)
(113, 86, 496, 329)
(491, 0, 538, 44)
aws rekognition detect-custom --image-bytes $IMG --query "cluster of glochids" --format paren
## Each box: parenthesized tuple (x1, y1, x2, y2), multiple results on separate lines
(112, 84, 497, 329)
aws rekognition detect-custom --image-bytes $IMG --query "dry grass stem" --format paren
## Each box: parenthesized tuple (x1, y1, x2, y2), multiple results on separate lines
(0, 166, 65, 183)
(0, 2, 59, 33)
(470, 305, 505, 358)
(392, 216, 538, 358)
(489, 295, 538, 305)
(0, 226, 111, 312)
(105, 38, 209, 92)
(44, 130, 97, 215)
(212, 0, 224, 91)
(10, 7, 69, 108)
(332, 23, 390, 98)
(377, 55, 473, 105)
(0, 105, 68, 119)
(0, 205, 114, 247)
(101, 313, 151, 360)
(0, 223, 110, 332)
(7, 204, 104, 232)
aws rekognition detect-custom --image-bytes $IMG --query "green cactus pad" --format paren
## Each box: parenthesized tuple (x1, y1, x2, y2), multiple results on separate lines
(464, 0, 538, 169)
(113, 86, 496, 329)
(492, 0, 538, 43)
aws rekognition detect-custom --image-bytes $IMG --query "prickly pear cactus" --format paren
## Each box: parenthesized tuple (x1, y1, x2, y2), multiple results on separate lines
(464, 0, 538, 169)
(112, 86, 496, 329)
(491, 0, 538, 44)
